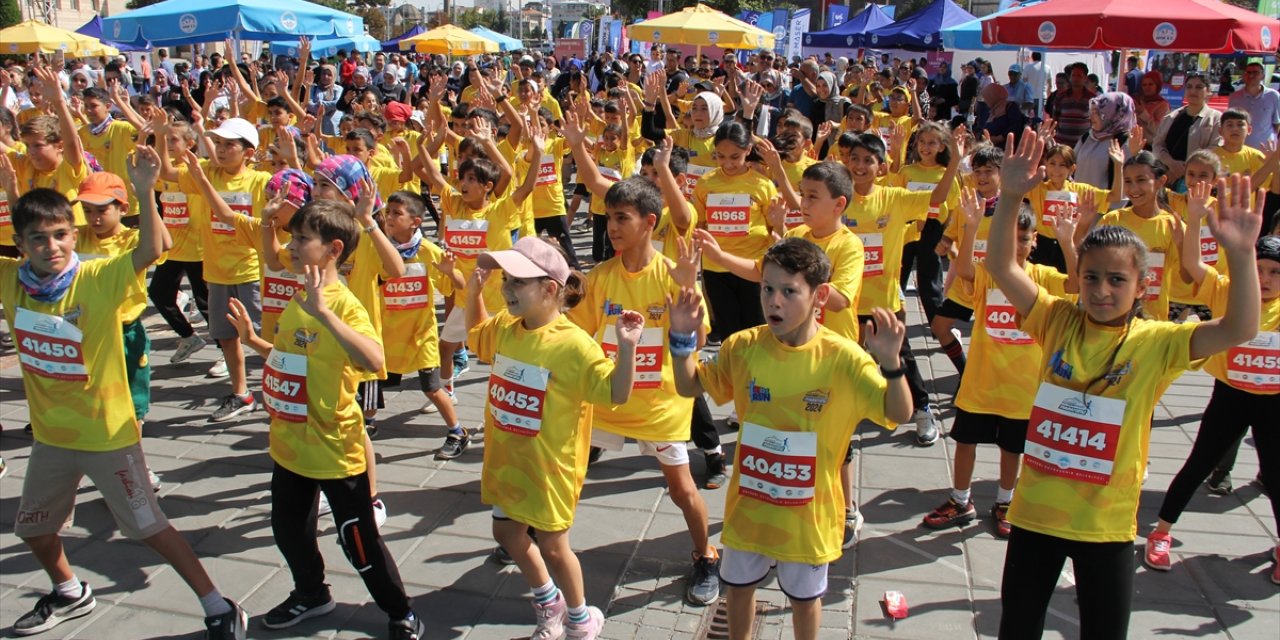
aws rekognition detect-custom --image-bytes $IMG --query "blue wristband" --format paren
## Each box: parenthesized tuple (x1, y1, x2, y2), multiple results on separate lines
(668, 330, 698, 357)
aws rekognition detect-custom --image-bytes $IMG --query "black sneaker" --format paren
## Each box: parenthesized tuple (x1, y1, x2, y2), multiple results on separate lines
(685, 550, 720, 606)
(262, 589, 336, 629)
(204, 598, 248, 640)
(365, 419, 378, 438)
(1206, 469, 1233, 495)
(704, 452, 728, 490)
(490, 545, 516, 565)
(587, 446, 604, 466)
(1256, 472, 1270, 497)
(13, 582, 96, 636)
(435, 430, 470, 460)
(389, 612, 426, 640)
(209, 393, 257, 423)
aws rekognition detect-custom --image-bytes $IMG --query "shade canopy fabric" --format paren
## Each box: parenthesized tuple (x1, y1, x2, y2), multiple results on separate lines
(102, 0, 364, 46)
(941, 1, 1046, 51)
(1, 21, 121, 57)
(627, 4, 775, 50)
(859, 0, 976, 49)
(469, 26, 522, 52)
(981, 0, 1280, 53)
(77, 15, 152, 52)
(381, 24, 426, 52)
(399, 24, 500, 55)
(271, 34, 382, 59)
(803, 5, 895, 49)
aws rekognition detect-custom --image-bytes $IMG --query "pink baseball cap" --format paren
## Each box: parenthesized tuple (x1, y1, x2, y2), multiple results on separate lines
(478, 237, 570, 285)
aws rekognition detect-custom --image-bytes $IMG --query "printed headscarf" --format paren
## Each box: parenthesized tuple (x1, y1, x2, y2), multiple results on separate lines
(1090, 92, 1137, 140)
(314, 154, 383, 210)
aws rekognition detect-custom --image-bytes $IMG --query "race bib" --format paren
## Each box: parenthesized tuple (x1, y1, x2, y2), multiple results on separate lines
(1025, 383, 1125, 485)
(383, 262, 430, 311)
(262, 267, 303, 315)
(14, 307, 87, 381)
(984, 288, 1033, 345)
(859, 232, 884, 276)
(160, 191, 189, 228)
(1199, 225, 1219, 267)
(212, 191, 252, 236)
(488, 354, 550, 436)
(1043, 190, 1077, 228)
(973, 239, 988, 263)
(783, 209, 805, 229)
(683, 164, 713, 196)
(263, 349, 308, 423)
(706, 193, 751, 238)
(1226, 331, 1280, 393)
(0, 190, 11, 230)
(446, 218, 489, 258)
(737, 423, 817, 506)
(598, 166, 622, 183)
(535, 154, 558, 186)
(906, 181, 940, 220)
(1145, 252, 1166, 301)
(602, 325, 664, 389)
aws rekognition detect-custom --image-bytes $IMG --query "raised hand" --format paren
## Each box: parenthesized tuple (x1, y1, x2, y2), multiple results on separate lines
(1128, 124, 1146, 157)
(1038, 116, 1057, 142)
(127, 145, 162, 190)
(671, 236, 701, 289)
(470, 117, 494, 143)
(766, 196, 788, 232)
(561, 109, 586, 148)
(1185, 179, 1213, 223)
(0, 151, 18, 197)
(958, 186, 983, 230)
(817, 121, 833, 142)
(862, 307, 906, 365)
(1052, 193, 1082, 243)
(1207, 174, 1264, 254)
(613, 310, 646, 348)
(691, 228, 724, 262)
(226, 297, 260, 344)
(1108, 138, 1125, 166)
(354, 176, 376, 225)
(999, 127, 1046, 196)
(667, 287, 706, 335)
(295, 264, 329, 319)
(653, 136, 674, 168)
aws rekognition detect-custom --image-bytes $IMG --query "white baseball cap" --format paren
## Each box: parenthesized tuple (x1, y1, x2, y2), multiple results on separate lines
(204, 117, 260, 149)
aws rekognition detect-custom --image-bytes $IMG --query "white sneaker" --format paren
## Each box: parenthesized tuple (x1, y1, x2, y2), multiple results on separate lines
(372, 498, 388, 529)
(148, 468, 162, 493)
(171, 335, 207, 364)
(419, 400, 440, 414)
(317, 492, 332, 516)
(949, 327, 962, 346)
(207, 359, 229, 379)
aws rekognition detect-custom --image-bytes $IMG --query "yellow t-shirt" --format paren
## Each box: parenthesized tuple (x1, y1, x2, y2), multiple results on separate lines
(177, 161, 271, 285)
(1027, 181, 1111, 239)
(379, 130, 423, 195)
(1097, 207, 1183, 321)
(157, 166, 206, 263)
(1010, 290, 1197, 542)
(871, 112, 915, 168)
(843, 185, 931, 312)
(381, 241, 452, 374)
(470, 311, 617, 531)
(588, 145, 637, 216)
(693, 168, 777, 273)
(652, 205, 696, 262)
(11, 153, 89, 226)
(1, 255, 144, 451)
(1166, 192, 1227, 304)
(778, 156, 820, 230)
(267, 282, 380, 480)
(697, 326, 889, 564)
(1213, 146, 1269, 189)
(783, 226, 864, 342)
(568, 252, 709, 442)
(497, 139, 535, 239)
(439, 187, 519, 312)
(1193, 266, 1280, 395)
(887, 163, 960, 244)
(79, 120, 139, 214)
(943, 210, 995, 308)
(75, 227, 149, 324)
(0, 186, 15, 247)
(531, 137, 568, 219)
(669, 128, 717, 194)
(956, 264, 1069, 418)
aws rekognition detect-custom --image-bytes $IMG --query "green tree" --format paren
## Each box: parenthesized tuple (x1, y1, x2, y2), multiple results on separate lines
(125, 0, 167, 8)
(309, 0, 350, 10)
(0, 0, 21, 31)
(361, 6, 389, 39)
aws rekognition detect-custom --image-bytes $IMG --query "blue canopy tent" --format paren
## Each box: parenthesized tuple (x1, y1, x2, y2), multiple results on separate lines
(102, 0, 363, 47)
(941, 1, 1043, 51)
(271, 34, 381, 59)
(381, 25, 426, 52)
(470, 26, 522, 52)
(76, 15, 151, 52)
(802, 5, 895, 49)
(859, 0, 976, 49)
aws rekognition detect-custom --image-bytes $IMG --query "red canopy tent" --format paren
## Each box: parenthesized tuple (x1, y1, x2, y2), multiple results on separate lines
(981, 0, 1280, 53)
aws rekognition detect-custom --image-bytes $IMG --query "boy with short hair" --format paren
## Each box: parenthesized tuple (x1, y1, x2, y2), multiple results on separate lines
(7, 64, 88, 226)
(3, 151, 247, 640)
(223, 199, 425, 640)
(670, 238, 913, 638)
(78, 86, 139, 213)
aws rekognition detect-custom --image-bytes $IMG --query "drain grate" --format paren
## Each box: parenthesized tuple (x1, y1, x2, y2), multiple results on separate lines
(694, 598, 771, 640)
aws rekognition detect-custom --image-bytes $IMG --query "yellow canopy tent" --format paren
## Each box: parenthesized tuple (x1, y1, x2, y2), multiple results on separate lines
(399, 23, 500, 56)
(627, 4, 775, 50)
(0, 20, 121, 58)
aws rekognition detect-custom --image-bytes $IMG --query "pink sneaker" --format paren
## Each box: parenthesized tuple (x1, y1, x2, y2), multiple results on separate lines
(1144, 532, 1173, 571)
(530, 593, 566, 640)
(565, 606, 604, 640)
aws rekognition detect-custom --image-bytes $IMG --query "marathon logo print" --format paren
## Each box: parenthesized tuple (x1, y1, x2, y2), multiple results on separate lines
(1056, 395, 1092, 417)
(760, 434, 790, 452)
(604, 299, 623, 316)
(293, 329, 318, 348)
(749, 378, 771, 402)
(62, 305, 83, 327)
(1049, 350, 1073, 381)
(646, 304, 665, 322)
(503, 365, 526, 382)
(1104, 361, 1132, 387)
(803, 389, 830, 413)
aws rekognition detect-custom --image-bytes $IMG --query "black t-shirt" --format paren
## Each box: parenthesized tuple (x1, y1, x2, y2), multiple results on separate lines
(1166, 109, 1197, 162)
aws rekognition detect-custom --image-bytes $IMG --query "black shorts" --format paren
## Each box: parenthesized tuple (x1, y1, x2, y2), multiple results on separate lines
(356, 380, 384, 411)
(950, 408, 1028, 454)
(383, 368, 443, 394)
(572, 182, 589, 197)
(936, 298, 974, 322)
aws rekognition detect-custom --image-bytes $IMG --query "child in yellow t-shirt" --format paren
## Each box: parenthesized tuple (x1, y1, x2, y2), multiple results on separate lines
(923, 188, 1076, 538)
(78, 87, 140, 214)
(223, 199, 425, 637)
(466, 237, 643, 640)
(11, 101, 89, 227)
(987, 131, 1263, 636)
(2, 150, 246, 638)
(671, 238, 911, 638)
(1025, 144, 1122, 272)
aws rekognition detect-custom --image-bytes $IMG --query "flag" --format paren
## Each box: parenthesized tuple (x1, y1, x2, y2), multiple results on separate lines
(772, 9, 789, 55)
(828, 5, 849, 28)
(787, 9, 810, 62)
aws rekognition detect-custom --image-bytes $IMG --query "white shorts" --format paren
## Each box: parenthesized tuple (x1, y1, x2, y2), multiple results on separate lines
(441, 306, 467, 344)
(591, 430, 690, 466)
(719, 547, 828, 601)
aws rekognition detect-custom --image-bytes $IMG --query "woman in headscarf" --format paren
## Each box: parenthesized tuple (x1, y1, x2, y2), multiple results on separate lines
(309, 63, 345, 136)
(1135, 70, 1171, 142)
(811, 70, 851, 127)
(1074, 91, 1137, 188)
(928, 61, 958, 121)
(979, 83, 1027, 148)
(643, 86, 725, 193)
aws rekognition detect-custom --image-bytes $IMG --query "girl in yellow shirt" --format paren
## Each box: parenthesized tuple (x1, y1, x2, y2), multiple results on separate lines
(465, 237, 643, 640)
(988, 130, 1263, 639)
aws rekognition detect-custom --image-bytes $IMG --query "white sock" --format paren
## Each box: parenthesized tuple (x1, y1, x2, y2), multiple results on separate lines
(996, 486, 1014, 504)
(703, 446, 723, 456)
(55, 577, 83, 600)
(950, 487, 971, 504)
(199, 590, 233, 617)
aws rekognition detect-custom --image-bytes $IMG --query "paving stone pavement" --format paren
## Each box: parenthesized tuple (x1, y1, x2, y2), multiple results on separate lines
(1, 219, 1277, 639)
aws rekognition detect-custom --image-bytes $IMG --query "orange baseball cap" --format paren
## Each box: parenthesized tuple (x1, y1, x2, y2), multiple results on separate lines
(77, 172, 129, 206)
